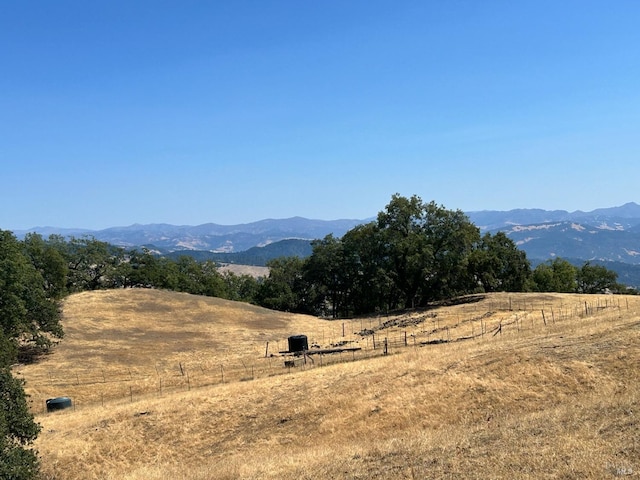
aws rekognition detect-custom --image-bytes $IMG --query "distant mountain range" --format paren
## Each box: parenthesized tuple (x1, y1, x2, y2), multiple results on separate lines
(466, 202, 640, 287)
(14, 217, 366, 254)
(469, 202, 640, 265)
(470, 202, 640, 232)
(13, 203, 640, 281)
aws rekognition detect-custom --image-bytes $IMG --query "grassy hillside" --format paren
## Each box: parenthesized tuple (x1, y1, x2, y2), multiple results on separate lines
(15, 290, 640, 479)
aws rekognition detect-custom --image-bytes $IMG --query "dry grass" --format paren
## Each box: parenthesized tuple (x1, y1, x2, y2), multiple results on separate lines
(217, 264, 269, 278)
(14, 289, 640, 479)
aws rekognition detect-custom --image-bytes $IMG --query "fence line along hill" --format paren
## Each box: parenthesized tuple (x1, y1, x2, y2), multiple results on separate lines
(15, 289, 640, 479)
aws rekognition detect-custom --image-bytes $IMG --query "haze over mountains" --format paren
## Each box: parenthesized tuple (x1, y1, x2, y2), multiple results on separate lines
(473, 202, 640, 265)
(14, 203, 640, 270)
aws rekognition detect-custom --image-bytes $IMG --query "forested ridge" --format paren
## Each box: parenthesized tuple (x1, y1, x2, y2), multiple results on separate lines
(0, 194, 631, 478)
(5, 194, 631, 318)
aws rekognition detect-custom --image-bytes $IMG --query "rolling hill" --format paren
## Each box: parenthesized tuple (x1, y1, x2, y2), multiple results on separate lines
(15, 289, 640, 479)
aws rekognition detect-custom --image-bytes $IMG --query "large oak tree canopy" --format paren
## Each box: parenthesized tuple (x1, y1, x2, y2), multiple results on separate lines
(297, 194, 531, 317)
(0, 230, 63, 479)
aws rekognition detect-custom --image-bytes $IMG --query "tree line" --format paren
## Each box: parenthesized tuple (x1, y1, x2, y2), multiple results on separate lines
(7, 194, 630, 320)
(0, 194, 630, 478)
(255, 194, 629, 317)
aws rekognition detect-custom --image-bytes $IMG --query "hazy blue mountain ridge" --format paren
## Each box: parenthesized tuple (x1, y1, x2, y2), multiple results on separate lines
(494, 222, 640, 264)
(166, 238, 314, 266)
(12, 203, 640, 269)
(466, 202, 640, 232)
(14, 217, 367, 253)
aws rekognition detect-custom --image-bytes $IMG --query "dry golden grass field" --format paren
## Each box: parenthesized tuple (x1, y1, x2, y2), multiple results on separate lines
(14, 289, 640, 479)
(217, 264, 269, 278)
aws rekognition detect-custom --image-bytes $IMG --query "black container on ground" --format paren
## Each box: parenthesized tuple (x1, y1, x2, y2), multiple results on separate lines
(288, 335, 308, 353)
(46, 397, 72, 412)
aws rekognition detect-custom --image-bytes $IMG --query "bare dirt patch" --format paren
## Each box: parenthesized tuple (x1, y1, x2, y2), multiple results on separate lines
(218, 263, 269, 278)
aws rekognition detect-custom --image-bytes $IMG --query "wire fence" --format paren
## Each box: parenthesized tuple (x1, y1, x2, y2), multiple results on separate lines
(32, 294, 638, 414)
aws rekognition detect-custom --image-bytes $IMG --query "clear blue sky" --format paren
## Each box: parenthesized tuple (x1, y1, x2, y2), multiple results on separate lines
(2, 1, 639, 230)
